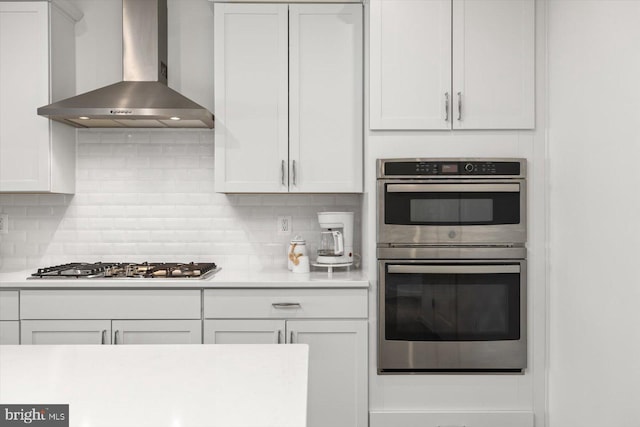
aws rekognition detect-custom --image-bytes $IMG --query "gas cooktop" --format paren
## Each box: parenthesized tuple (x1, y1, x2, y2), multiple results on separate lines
(29, 262, 219, 280)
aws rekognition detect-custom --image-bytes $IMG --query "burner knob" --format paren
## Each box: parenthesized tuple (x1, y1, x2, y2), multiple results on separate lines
(464, 163, 474, 172)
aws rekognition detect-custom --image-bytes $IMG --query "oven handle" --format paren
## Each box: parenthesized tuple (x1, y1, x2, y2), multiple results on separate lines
(386, 183, 520, 193)
(387, 265, 520, 274)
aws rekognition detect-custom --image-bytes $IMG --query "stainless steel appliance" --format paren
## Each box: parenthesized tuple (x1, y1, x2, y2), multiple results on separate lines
(377, 158, 526, 245)
(37, 0, 214, 129)
(377, 158, 527, 373)
(29, 262, 219, 280)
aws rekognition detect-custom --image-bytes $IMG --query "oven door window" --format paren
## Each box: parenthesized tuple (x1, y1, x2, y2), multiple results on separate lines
(384, 186, 520, 226)
(385, 266, 520, 341)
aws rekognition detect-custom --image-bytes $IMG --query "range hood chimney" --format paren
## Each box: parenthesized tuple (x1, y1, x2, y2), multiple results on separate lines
(38, 0, 214, 129)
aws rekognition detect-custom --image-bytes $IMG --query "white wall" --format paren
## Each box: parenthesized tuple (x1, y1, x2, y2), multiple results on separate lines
(547, 1, 640, 426)
(0, 0, 361, 271)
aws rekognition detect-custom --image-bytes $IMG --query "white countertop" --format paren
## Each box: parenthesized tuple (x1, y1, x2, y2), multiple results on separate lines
(0, 344, 309, 427)
(0, 267, 368, 289)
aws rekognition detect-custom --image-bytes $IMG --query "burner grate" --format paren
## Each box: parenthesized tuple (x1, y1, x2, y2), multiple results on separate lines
(30, 262, 219, 280)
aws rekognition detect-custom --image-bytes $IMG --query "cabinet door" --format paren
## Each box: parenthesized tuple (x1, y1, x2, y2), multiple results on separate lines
(214, 3, 289, 193)
(287, 320, 367, 427)
(21, 320, 111, 345)
(289, 4, 363, 192)
(0, 2, 51, 191)
(0, 321, 20, 345)
(370, 0, 451, 130)
(204, 319, 285, 344)
(452, 0, 534, 129)
(112, 320, 202, 344)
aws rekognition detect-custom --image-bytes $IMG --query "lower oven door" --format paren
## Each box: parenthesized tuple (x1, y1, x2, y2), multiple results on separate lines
(378, 260, 527, 373)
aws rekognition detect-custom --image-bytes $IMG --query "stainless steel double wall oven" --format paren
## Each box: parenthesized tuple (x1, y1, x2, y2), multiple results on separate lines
(377, 158, 527, 373)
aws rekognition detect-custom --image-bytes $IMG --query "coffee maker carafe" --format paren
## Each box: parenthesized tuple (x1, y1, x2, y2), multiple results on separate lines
(316, 212, 353, 265)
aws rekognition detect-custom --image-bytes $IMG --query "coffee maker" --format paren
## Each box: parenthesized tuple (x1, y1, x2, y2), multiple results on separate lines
(316, 212, 354, 265)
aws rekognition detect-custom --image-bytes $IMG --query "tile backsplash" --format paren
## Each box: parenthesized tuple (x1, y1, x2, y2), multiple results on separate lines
(0, 130, 362, 272)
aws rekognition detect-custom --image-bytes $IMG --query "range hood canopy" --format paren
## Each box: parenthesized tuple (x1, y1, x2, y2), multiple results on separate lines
(38, 0, 214, 129)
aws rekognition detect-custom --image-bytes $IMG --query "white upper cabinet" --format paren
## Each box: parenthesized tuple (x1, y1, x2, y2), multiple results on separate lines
(370, 0, 534, 130)
(0, 1, 79, 193)
(214, 4, 289, 193)
(289, 4, 363, 193)
(214, 3, 363, 193)
(452, 0, 535, 129)
(370, 0, 451, 130)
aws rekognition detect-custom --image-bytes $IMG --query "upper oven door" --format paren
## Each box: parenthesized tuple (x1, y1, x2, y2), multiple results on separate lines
(377, 179, 526, 245)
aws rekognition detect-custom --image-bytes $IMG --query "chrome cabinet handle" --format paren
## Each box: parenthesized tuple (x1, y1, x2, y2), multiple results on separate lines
(457, 91, 462, 121)
(114, 330, 120, 345)
(292, 160, 297, 186)
(277, 330, 282, 344)
(272, 302, 302, 309)
(444, 92, 450, 122)
(281, 160, 286, 186)
(101, 329, 107, 345)
(289, 331, 294, 344)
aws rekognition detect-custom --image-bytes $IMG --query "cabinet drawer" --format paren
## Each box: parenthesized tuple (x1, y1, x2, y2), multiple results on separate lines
(20, 290, 201, 320)
(204, 288, 367, 319)
(0, 291, 19, 320)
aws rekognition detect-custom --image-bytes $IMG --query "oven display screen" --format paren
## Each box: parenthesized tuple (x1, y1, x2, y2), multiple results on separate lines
(441, 164, 458, 173)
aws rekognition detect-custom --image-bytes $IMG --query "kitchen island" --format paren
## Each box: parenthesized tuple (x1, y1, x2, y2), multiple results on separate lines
(0, 344, 309, 427)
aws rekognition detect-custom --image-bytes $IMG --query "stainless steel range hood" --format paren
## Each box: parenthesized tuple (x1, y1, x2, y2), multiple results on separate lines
(38, 0, 214, 129)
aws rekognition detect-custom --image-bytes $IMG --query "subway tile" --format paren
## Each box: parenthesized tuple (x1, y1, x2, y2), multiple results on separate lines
(4, 129, 362, 270)
(110, 243, 138, 255)
(12, 195, 41, 206)
(14, 242, 41, 256)
(38, 194, 68, 206)
(125, 231, 152, 242)
(99, 131, 127, 144)
(26, 207, 53, 217)
(101, 231, 128, 243)
(0, 242, 15, 256)
(75, 231, 102, 242)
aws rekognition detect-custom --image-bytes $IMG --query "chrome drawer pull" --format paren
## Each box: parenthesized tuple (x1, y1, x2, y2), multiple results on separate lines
(272, 302, 302, 309)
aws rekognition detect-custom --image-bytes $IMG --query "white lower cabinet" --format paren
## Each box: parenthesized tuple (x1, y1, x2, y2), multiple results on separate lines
(112, 320, 201, 345)
(21, 319, 202, 345)
(205, 319, 284, 344)
(288, 320, 367, 427)
(0, 290, 19, 344)
(203, 288, 368, 427)
(19, 290, 203, 345)
(0, 321, 20, 344)
(21, 320, 111, 345)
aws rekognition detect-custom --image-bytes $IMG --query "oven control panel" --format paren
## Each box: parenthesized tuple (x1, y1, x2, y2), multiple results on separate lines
(380, 159, 523, 177)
